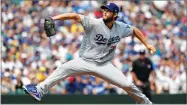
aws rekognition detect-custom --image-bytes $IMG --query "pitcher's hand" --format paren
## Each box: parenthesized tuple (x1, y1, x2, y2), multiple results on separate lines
(146, 44, 156, 54)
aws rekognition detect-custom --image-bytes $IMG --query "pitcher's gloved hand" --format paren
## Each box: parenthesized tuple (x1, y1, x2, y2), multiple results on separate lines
(44, 17, 57, 37)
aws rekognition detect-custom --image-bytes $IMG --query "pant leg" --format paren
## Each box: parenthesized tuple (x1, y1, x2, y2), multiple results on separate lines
(92, 62, 152, 104)
(138, 82, 152, 101)
(36, 58, 93, 96)
(142, 86, 152, 101)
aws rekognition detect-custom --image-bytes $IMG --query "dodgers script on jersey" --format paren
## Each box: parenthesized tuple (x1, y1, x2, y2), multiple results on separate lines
(79, 15, 133, 64)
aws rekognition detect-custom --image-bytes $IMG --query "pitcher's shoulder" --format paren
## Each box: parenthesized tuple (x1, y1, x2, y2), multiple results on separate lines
(91, 18, 103, 25)
(115, 21, 132, 29)
(115, 21, 128, 26)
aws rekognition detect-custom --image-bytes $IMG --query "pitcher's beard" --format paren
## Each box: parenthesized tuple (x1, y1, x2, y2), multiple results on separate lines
(103, 17, 113, 23)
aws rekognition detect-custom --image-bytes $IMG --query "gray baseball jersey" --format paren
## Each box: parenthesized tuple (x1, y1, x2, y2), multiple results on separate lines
(79, 15, 133, 64)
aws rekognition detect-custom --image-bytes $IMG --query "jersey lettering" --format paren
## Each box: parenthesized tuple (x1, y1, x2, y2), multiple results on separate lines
(107, 36, 120, 46)
(94, 34, 107, 45)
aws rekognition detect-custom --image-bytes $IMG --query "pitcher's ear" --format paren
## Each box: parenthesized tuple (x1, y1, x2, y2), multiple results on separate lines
(114, 13, 117, 17)
(114, 13, 118, 20)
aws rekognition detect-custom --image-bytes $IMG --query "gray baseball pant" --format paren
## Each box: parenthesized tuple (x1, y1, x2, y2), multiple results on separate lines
(36, 57, 152, 104)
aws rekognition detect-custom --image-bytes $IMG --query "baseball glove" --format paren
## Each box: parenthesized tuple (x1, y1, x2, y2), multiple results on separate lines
(44, 17, 57, 37)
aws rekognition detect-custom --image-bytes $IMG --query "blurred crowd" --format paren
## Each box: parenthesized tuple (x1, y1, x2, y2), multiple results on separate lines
(1, 0, 186, 95)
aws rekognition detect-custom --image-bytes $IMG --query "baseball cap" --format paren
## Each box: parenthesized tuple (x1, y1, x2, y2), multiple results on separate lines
(139, 49, 146, 55)
(101, 3, 119, 13)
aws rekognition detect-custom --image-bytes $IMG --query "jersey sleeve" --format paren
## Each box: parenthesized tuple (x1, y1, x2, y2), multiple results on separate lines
(79, 14, 93, 31)
(120, 23, 133, 38)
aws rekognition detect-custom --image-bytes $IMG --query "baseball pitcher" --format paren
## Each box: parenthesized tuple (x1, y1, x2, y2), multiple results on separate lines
(23, 3, 156, 104)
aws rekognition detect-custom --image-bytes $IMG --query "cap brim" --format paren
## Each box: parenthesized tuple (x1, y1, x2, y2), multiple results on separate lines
(139, 52, 146, 55)
(101, 5, 113, 12)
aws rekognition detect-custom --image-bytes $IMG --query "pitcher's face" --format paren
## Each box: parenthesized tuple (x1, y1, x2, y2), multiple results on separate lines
(102, 9, 115, 22)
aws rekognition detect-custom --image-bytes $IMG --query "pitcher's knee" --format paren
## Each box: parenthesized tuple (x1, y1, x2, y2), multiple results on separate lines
(119, 81, 132, 88)
(56, 63, 71, 74)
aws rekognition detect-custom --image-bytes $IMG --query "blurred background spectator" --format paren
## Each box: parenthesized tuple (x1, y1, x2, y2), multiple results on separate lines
(132, 49, 156, 101)
(1, 0, 186, 95)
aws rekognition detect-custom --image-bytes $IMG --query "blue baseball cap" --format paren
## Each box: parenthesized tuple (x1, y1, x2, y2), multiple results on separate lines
(101, 3, 119, 13)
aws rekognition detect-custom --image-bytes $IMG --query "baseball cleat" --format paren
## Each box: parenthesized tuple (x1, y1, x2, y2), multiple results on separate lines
(22, 85, 41, 101)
